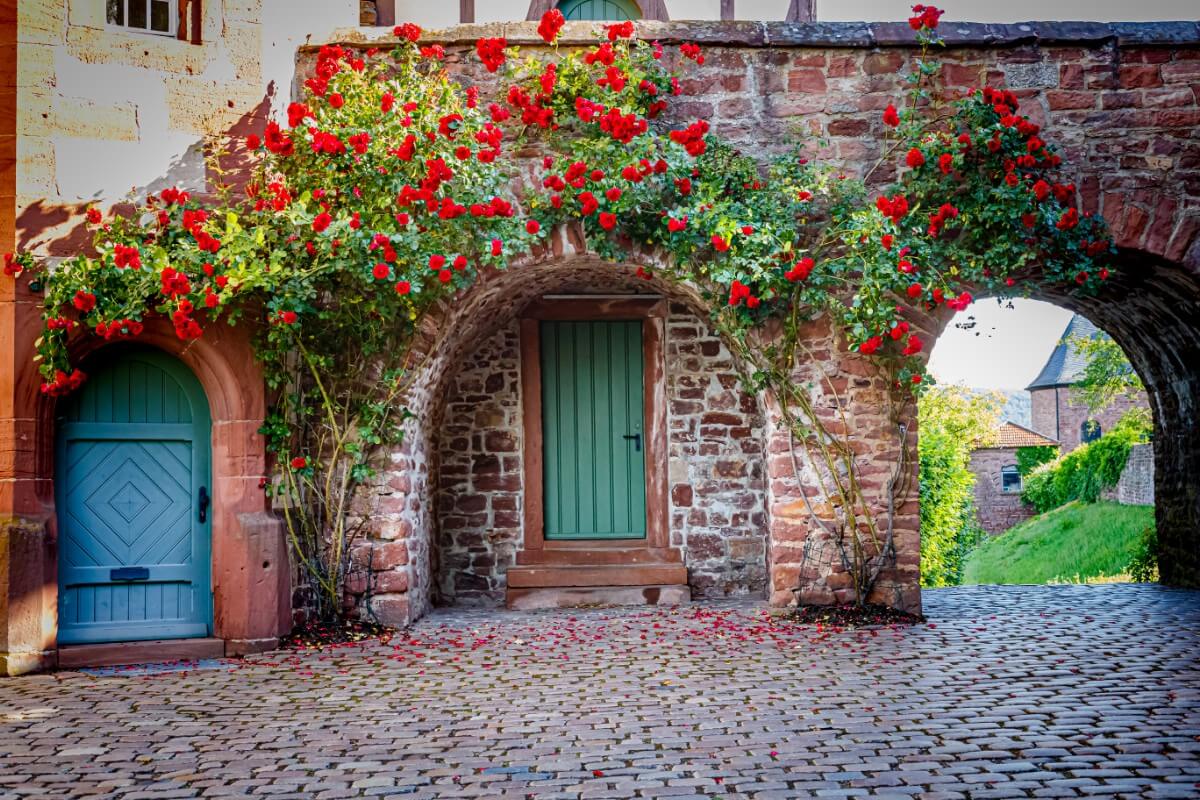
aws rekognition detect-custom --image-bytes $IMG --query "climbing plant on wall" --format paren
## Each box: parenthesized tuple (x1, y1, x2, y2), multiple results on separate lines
(11, 5, 1116, 617)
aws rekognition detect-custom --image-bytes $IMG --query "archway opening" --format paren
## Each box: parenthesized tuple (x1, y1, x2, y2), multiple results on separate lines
(923, 293, 1159, 588)
(412, 254, 773, 609)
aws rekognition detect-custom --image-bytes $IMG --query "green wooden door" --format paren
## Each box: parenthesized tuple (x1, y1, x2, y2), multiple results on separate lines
(557, 0, 642, 21)
(541, 320, 647, 540)
(55, 347, 213, 645)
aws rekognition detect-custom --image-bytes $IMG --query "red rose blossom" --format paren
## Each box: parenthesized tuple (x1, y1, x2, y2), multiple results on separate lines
(537, 9, 565, 43)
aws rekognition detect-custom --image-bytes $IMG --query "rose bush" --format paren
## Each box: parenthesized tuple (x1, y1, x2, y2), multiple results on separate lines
(12, 6, 1114, 614)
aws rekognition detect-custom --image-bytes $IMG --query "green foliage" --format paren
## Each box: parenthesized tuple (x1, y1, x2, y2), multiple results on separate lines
(962, 501, 1154, 585)
(1016, 445, 1058, 476)
(1021, 410, 1152, 513)
(1069, 331, 1143, 414)
(917, 385, 1002, 587)
(1127, 523, 1159, 583)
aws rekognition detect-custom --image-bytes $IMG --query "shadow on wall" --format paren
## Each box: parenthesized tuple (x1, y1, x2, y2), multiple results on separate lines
(17, 91, 275, 257)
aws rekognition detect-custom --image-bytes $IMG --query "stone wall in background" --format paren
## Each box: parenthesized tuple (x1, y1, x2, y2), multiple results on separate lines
(1108, 443, 1156, 507)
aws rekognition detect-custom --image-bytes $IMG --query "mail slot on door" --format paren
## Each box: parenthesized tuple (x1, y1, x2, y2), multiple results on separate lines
(110, 567, 150, 581)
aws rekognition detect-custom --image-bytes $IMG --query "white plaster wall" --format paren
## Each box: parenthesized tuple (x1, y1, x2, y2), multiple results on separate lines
(18, 0, 358, 226)
(735, 0, 791, 20)
(472, 0, 532, 24)
(392, 0, 787, 24)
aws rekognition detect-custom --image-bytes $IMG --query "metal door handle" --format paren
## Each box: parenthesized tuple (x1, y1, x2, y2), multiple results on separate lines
(622, 433, 642, 452)
(198, 486, 209, 523)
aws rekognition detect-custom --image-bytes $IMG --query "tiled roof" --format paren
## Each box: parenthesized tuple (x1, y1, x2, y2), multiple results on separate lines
(1026, 315, 1103, 390)
(981, 422, 1060, 449)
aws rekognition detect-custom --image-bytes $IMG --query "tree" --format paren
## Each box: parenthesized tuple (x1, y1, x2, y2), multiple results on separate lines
(1069, 332, 1143, 414)
(918, 386, 1002, 587)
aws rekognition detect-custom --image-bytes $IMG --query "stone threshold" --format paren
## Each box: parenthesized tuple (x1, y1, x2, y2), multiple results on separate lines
(55, 636, 279, 670)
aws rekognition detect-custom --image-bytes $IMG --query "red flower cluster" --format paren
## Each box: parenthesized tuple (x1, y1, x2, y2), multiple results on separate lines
(946, 291, 973, 311)
(476, 37, 507, 73)
(905, 147, 925, 168)
(669, 120, 709, 157)
(883, 103, 900, 127)
(926, 202, 958, 238)
(160, 267, 191, 297)
(728, 280, 759, 308)
(41, 368, 87, 397)
(901, 334, 923, 355)
(393, 22, 421, 42)
(606, 21, 635, 41)
(785, 257, 814, 282)
(113, 244, 141, 270)
(537, 9, 565, 43)
(73, 290, 96, 312)
(597, 107, 647, 143)
(875, 194, 909, 224)
(95, 318, 143, 340)
(908, 4, 943, 30)
(172, 300, 202, 340)
(680, 43, 704, 65)
(860, 336, 883, 355)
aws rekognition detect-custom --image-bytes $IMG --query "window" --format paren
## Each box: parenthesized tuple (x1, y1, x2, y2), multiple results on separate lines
(107, 0, 177, 36)
(1001, 465, 1022, 494)
(1081, 420, 1102, 444)
(556, 0, 642, 20)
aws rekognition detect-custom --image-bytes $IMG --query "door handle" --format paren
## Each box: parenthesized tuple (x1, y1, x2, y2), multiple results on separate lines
(622, 433, 642, 452)
(198, 485, 209, 523)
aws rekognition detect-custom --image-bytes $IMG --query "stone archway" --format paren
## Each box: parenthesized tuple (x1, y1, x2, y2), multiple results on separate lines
(351, 231, 772, 618)
(925, 246, 1200, 587)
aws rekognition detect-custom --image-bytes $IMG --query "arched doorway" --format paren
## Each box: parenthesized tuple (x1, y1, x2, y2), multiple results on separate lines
(55, 346, 213, 645)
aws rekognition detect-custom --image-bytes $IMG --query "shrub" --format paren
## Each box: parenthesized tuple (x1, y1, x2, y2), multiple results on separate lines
(1016, 445, 1057, 476)
(1021, 410, 1151, 513)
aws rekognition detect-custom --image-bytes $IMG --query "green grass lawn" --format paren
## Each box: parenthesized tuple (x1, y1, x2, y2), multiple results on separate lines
(962, 501, 1154, 585)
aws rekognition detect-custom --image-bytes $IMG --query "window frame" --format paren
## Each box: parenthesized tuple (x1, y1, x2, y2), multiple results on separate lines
(1000, 465, 1022, 494)
(106, 0, 180, 39)
(1081, 419, 1103, 444)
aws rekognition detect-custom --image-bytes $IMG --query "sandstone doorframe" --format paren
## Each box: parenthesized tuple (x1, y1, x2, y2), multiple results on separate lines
(1, 316, 290, 674)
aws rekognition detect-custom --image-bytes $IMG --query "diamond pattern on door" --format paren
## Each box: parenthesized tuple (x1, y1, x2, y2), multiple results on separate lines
(64, 442, 190, 567)
(56, 347, 212, 645)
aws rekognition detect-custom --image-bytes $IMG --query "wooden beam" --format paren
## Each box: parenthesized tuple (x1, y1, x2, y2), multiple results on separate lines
(786, 0, 816, 22)
(720, 0, 735, 21)
(525, 0, 555, 20)
(460, 0, 475, 23)
(375, 0, 396, 27)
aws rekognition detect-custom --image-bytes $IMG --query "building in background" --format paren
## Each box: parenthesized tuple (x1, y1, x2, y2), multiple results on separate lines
(969, 422, 1058, 535)
(1027, 315, 1148, 455)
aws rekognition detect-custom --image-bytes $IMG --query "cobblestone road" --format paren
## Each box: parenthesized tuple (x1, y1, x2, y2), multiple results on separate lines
(2, 584, 1198, 798)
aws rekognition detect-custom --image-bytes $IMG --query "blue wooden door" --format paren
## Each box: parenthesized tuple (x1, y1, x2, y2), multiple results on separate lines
(56, 347, 212, 645)
(557, 0, 642, 20)
(541, 320, 647, 539)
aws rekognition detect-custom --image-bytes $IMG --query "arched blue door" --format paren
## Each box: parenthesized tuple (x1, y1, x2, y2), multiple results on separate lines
(557, 0, 642, 20)
(56, 347, 212, 645)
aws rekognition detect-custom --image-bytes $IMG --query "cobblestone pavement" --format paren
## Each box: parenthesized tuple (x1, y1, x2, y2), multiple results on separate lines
(2, 584, 1199, 799)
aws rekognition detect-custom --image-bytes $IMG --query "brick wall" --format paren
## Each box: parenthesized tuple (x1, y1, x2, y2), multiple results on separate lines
(969, 448, 1036, 535)
(1030, 387, 1148, 454)
(431, 304, 768, 606)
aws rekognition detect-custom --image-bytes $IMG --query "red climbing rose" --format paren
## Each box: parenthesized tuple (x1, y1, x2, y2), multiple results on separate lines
(537, 9, 565, 43)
